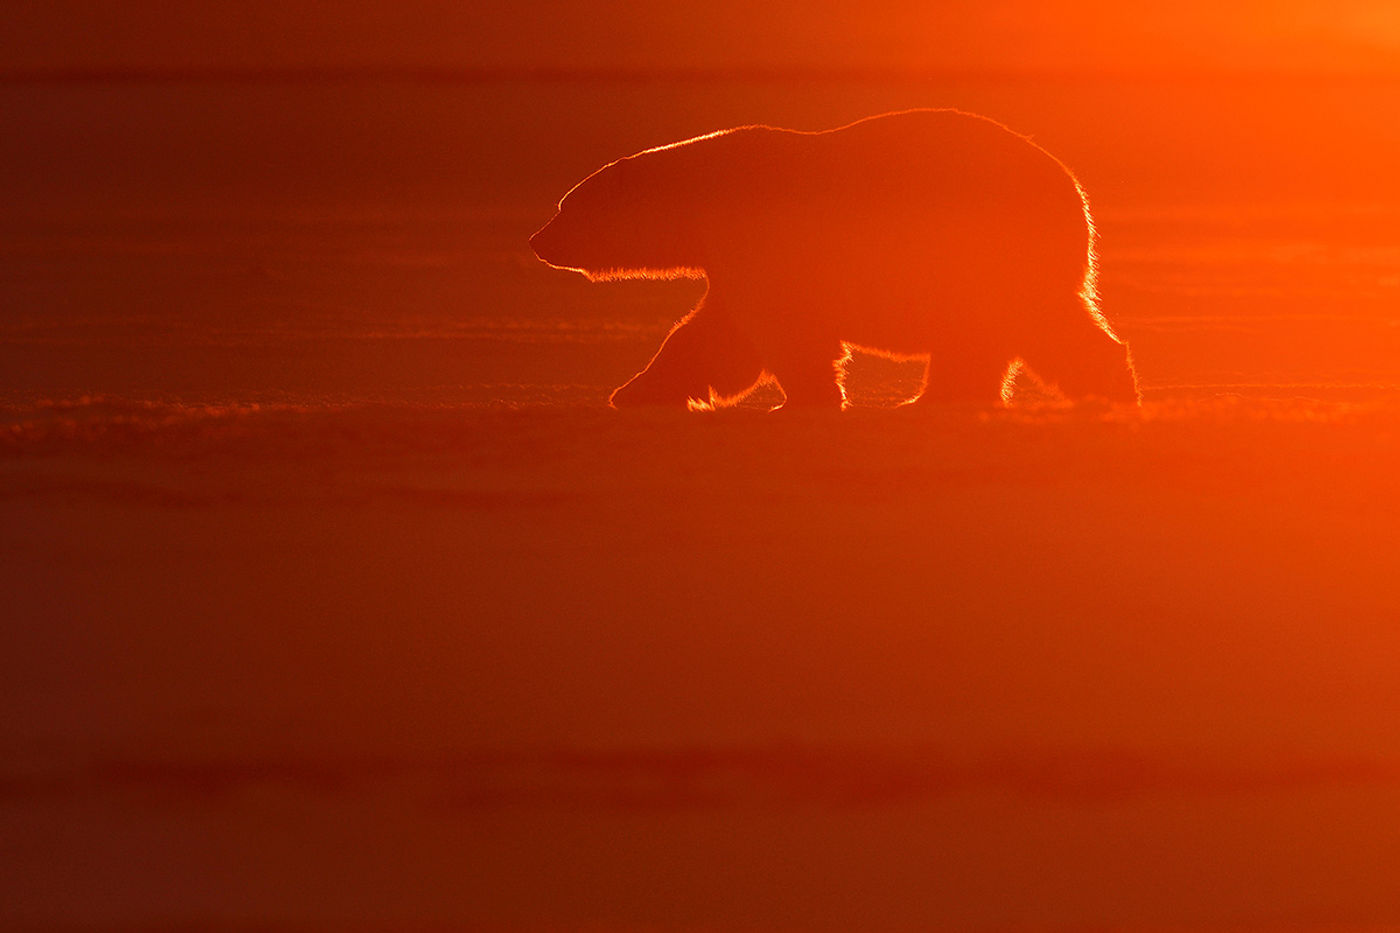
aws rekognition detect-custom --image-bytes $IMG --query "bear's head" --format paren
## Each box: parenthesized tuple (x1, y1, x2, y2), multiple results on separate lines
(530, 151, 707, 283)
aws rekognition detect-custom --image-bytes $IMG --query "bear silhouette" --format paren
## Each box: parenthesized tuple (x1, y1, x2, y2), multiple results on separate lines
(530, 109, 1139, 408)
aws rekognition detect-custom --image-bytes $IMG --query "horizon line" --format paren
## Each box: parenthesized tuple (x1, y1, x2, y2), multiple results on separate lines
(5, 63, 1400, 85)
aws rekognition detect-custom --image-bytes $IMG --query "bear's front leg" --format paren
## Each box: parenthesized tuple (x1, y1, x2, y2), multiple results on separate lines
(609, 304, 766, 408)
(766, 339, 846, 410)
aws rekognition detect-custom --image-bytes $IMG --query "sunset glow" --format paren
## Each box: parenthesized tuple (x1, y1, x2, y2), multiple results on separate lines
(7, 1, 1400, 930)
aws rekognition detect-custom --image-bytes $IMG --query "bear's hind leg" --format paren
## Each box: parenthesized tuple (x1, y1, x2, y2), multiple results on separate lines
(609, 305, 766, 408)
(916, 347, 1016, 407)
(1023, 317, 1139, 405)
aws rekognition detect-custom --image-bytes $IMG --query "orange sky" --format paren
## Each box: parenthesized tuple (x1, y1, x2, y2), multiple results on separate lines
(2, 0, 1398, 75)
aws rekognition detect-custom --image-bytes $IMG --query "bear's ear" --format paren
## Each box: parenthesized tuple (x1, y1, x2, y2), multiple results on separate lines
(605, 155, 633, 187)
(569, 155, 628, 209)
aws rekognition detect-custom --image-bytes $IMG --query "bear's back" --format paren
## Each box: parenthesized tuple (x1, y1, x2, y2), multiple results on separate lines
(689, 110, 1090, 297)
(697, 112, 1061, 195)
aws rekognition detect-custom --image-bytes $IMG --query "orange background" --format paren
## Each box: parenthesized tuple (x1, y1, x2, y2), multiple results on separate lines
(5, 0, 1400, 75)
(6, 2, 1400, 930)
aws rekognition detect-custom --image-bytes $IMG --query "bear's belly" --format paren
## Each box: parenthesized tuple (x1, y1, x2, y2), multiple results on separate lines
(790, 262, 1065, 350)
(835, 304, 986, 356)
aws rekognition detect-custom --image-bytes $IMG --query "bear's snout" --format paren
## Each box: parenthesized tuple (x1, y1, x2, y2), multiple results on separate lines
(529, 222, 561, 265)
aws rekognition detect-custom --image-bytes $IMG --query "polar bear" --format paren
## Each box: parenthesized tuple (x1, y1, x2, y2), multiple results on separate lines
(530, 109, 1138, 409)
